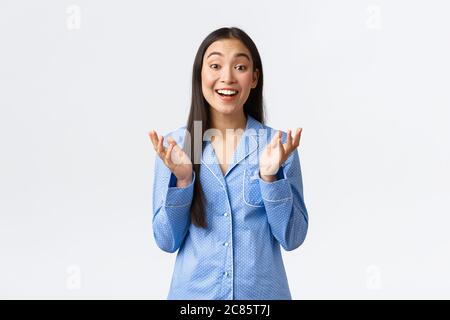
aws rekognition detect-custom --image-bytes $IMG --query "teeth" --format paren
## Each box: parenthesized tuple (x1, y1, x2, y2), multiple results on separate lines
(217, 89, 237, 96)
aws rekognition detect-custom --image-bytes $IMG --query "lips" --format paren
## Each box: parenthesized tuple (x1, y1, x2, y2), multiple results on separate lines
(215, 89, 239, 102)
(215, 88, 239, 96)
(214, 87, 239, 103)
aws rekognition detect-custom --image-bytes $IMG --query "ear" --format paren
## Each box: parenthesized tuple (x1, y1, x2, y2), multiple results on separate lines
(251, 68, 260, 89)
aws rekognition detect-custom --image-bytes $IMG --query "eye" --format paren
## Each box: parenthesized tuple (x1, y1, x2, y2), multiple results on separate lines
(210, 64, 220, 70)
(235, 65, 247, 71)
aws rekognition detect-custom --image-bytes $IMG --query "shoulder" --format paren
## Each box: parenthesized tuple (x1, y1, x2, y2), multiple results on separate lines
(254, 120, 301, 170)
(246, 115, 287, 142)
(161, 125, 188, 147)
(254, 122, 290, 145)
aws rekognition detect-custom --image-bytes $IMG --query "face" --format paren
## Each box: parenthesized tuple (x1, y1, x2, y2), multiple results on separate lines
(201, 38, 259, 116)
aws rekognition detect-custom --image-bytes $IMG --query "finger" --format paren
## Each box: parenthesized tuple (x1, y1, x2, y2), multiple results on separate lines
(286, 129, 293, 150)
(271, 131, 281, 148)
(167, 136, 176, 144)
(165, 143, 174, 166)
(167, 137, 184, 160)
(269, 132, 277, 148)
(167, 137, 179, 150)
(157, 135, 166, 158)
(277, 133, 283, 152)
(293, 128, 302, 148)
(272, 136, 283, 167)
(149, 130, 159, 149)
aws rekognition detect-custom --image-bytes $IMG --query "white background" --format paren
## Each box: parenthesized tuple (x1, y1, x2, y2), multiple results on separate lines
(1, 0, 449, 299)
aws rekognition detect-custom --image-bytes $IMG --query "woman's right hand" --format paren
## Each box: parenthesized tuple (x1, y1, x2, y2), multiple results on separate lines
(148, 130, 193, 187)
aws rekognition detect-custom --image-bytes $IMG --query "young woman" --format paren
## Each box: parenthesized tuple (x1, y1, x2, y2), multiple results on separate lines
(148, 27, 308, 300)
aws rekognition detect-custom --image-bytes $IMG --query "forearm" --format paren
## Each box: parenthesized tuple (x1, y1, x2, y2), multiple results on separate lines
(259, 173, 308, 251)
(153, 172, 195, 253)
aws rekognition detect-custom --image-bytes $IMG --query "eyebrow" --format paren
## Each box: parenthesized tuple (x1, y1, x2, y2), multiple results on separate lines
(206, 51, 251, 61)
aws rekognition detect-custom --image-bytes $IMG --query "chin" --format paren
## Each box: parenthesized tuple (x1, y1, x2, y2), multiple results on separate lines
(220, 104, 238, 111)
(218, 106, 242, 116)
(210, 102, 239, 113)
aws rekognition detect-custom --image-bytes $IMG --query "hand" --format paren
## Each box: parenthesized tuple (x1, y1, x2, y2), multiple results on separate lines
(148, 130, 193, 187)
(259, 128, 302, 182)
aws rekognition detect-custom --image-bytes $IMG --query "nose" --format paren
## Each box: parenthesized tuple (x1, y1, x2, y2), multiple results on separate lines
(220, 65, 237, 84)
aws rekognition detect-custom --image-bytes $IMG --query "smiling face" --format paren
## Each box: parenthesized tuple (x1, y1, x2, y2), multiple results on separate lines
(201, 38, 259, 117)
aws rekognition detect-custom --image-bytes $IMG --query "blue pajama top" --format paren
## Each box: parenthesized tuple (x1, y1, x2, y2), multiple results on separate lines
(152, 115, 308, 300)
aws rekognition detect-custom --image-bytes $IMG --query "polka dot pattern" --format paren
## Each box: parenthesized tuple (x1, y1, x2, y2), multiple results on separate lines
(152, 115, 309, 300)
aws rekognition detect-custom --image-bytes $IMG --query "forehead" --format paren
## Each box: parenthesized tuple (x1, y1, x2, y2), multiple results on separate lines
(204, 38, 252, 60)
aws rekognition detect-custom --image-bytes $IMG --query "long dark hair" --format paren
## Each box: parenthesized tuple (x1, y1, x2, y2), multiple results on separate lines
(184, 27, 265, 228)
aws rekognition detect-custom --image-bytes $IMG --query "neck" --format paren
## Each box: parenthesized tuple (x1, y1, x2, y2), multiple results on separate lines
(209, 109, 247, 137)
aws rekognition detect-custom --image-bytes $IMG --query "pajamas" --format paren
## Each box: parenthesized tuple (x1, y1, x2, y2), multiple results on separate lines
(152, 115, 308, 299)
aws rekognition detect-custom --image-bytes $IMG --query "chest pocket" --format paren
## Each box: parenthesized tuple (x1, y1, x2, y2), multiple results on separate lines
(242, 166, 264, 207)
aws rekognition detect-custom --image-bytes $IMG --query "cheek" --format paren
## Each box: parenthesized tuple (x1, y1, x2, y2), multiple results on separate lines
(201, 70, 216, 89)
(201, 72, 217, 103)
(239, 74, 254, 90)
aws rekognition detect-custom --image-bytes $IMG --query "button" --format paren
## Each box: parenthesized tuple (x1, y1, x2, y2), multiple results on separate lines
(223, 212, 228, 217)
(223, 242, 229, 247)
(224, 271, 229, 277)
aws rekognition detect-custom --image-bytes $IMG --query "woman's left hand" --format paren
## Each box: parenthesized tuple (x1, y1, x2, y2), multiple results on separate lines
(259, 128, 302, 182)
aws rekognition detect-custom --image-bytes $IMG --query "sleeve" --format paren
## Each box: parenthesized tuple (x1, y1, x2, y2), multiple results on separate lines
(258, 148, 309, 251)
(152, 153, 195, 253)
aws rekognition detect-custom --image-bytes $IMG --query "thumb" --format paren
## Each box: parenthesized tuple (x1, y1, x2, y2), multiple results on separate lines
(167, 137, 180, 149)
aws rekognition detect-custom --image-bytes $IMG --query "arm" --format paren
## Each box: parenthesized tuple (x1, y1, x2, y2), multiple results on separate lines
(259, 149, 308, 251)
(152, 155, 194, 253)
(148, 129, 194, 253)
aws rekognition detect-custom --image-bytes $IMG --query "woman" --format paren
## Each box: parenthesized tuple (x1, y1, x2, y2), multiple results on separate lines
(148, 27, 308, 300)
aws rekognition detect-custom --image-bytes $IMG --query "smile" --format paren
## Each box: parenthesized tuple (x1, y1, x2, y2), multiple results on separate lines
(215, 89, 238, 96)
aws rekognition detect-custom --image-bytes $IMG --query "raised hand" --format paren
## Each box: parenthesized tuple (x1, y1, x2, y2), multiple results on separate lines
(259, 128, 302, 182)
(148, 130, 193, 187)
